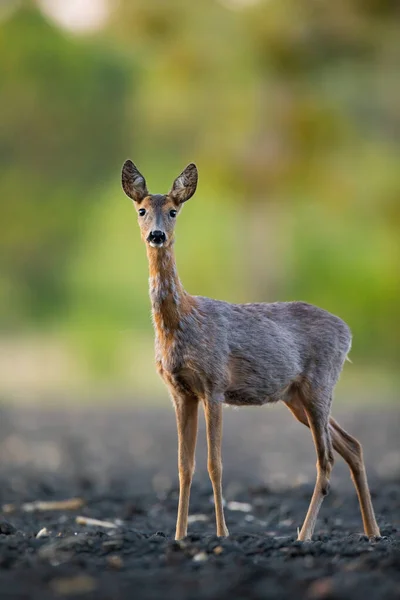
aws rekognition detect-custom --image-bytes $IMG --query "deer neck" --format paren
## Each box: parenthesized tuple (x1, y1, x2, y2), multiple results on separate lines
(147, 244, 189, 339)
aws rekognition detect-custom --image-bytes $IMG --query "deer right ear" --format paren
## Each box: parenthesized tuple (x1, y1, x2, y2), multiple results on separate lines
(121, 160, 148, 203)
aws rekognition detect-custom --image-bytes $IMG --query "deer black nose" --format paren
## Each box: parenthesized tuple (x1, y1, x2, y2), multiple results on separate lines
(148, 230, 166, 245)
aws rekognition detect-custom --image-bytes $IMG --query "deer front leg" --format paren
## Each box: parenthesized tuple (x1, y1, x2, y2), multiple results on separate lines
(204, 397, 229, 537)
(174, 395, 199, 540)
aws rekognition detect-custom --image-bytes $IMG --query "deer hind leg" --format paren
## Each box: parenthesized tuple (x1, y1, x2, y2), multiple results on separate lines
(174, 396, 199, 540)
(286, 396, 380, 538)
(203, 397, 229, 537)
(289, 391, 334, 541)
(329, 417, 380, 537)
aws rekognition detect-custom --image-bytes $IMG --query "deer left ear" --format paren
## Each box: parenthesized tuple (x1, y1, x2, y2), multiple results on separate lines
(121, 159, 148, 203)
(169, 163, 198, 204)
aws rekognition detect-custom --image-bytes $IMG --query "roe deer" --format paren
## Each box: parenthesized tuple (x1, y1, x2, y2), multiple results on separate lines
(121, 160, 381, 541)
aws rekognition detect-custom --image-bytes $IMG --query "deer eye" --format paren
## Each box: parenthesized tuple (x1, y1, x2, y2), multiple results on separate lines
(169, 209, 177, 218)
(138, 208, 146, 217)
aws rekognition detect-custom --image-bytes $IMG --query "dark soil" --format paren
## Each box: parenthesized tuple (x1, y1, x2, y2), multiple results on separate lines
(0, 403, 399, 599)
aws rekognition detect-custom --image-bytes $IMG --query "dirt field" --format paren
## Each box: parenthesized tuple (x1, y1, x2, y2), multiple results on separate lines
(0, 403, 399, 599)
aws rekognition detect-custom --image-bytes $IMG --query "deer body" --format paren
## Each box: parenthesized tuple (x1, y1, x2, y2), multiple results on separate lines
(151, 256, 351, 407)
(122, 160, 380, 542)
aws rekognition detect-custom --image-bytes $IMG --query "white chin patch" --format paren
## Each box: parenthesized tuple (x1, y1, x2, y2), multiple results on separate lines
(149, 241, 164, 248)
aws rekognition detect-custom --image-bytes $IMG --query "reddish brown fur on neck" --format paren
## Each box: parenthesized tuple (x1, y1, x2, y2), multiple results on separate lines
(147, 245, 195, 344)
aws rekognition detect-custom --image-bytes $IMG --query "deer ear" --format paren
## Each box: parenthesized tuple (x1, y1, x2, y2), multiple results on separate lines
(169, 163, 198, 204)
(121, 160, 148, 203)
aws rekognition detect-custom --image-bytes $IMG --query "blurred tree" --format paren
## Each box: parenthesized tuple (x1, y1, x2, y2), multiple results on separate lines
(0, 4, 131, 327)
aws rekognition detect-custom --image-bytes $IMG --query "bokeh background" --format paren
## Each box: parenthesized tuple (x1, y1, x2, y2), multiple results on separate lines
(1, 0, 399, 406)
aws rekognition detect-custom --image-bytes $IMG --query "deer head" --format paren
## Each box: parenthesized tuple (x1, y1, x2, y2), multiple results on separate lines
(121, 160, 198, 248)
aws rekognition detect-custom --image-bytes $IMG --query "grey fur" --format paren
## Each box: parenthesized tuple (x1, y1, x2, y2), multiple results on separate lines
(157, 294, 351, 407)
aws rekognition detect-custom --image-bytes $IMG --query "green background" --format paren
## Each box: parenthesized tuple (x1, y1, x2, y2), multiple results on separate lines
(1, 0, 399, 404)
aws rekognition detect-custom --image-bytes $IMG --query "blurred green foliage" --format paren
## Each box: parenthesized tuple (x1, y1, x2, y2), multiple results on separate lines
(0, 5, 130, 326)
(0, 0, 399, 395)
